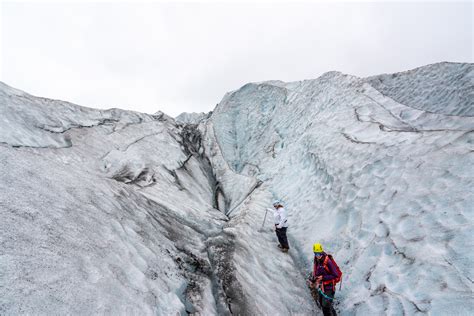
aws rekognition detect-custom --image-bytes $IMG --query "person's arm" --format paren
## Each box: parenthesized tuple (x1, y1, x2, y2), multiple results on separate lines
(322, 259, 339, 281)
(276, 207, 287, 228)
(273, 209, 280, 226)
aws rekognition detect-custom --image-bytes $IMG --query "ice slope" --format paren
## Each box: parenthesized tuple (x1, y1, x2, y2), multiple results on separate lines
(0, 82, 317, 314)
(209, 62, 474, 315)
(0, 83, 227, 314)
(366, 62, 473, 116)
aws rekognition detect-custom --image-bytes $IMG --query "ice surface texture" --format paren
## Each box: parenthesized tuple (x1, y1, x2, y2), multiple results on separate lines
(366, 62, 473, 116)
(1, 62, 473, 315)
(0, 84, 231, 314)
(210, 62, 474, 315)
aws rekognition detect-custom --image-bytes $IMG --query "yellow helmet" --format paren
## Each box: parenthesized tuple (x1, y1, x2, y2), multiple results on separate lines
(313, 243, 324, 253)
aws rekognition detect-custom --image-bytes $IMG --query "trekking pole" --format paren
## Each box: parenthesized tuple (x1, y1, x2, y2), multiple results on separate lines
(261, 208, 269, 229)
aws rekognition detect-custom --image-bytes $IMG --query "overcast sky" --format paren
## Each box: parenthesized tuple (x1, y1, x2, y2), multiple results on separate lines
(1, 1, 472, 116)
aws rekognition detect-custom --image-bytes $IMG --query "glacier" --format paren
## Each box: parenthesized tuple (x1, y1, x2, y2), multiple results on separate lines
(0, 62, 473, 315)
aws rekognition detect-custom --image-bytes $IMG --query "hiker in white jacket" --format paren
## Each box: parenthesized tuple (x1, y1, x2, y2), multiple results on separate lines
(272, 200, 289, 252)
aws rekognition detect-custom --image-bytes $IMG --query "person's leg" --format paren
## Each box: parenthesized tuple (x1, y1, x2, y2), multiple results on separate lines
(318, 291, 324, 309)
(275, 228, 284, 246)
(281, 227, 289, 249)
(321, 290, 335, 316)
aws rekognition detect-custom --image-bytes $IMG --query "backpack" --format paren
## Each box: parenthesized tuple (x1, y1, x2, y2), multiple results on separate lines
(313, 254, 343, 288)
(324, 254, 342, 284)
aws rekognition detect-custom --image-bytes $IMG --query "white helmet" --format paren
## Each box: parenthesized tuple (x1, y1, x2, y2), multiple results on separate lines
(273, 199, 282, 207)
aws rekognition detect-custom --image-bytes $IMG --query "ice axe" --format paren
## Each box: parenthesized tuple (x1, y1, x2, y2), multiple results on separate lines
(259, 208, 272, 232)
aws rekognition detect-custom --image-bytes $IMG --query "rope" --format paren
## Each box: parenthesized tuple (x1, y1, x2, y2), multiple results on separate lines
(317, 288, 335, 301)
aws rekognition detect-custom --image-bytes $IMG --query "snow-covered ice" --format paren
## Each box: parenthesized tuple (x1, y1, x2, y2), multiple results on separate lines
(1, 62, 473, 315)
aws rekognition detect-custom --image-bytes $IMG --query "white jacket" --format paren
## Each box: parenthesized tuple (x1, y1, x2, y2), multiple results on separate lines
(273, 206, 288, 228)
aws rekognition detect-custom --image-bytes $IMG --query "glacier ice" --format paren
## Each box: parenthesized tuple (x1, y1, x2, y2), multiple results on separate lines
(209, 62, 473, 315)
(1, 62, 473, 315)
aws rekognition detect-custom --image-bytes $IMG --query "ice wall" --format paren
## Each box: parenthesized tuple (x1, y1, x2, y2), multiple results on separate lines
(209, 62, 474, 315)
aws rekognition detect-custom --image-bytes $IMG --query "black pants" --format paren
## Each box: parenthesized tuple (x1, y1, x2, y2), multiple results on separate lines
(275, 227, 289, 249)
(318, 289, 336, 316)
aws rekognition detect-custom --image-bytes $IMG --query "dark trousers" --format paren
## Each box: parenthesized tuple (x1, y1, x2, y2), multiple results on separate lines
(275, 227, 289, 249)
(318, 289, 336, 316)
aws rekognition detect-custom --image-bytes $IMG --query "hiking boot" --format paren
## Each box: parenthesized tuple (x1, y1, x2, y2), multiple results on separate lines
(281, 248, 289, 253)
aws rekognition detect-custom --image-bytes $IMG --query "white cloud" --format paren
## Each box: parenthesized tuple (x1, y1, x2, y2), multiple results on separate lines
(1, 1, 472, 116)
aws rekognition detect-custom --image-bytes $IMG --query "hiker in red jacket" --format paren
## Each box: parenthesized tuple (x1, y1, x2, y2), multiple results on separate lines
(308, 243, 341, 316)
